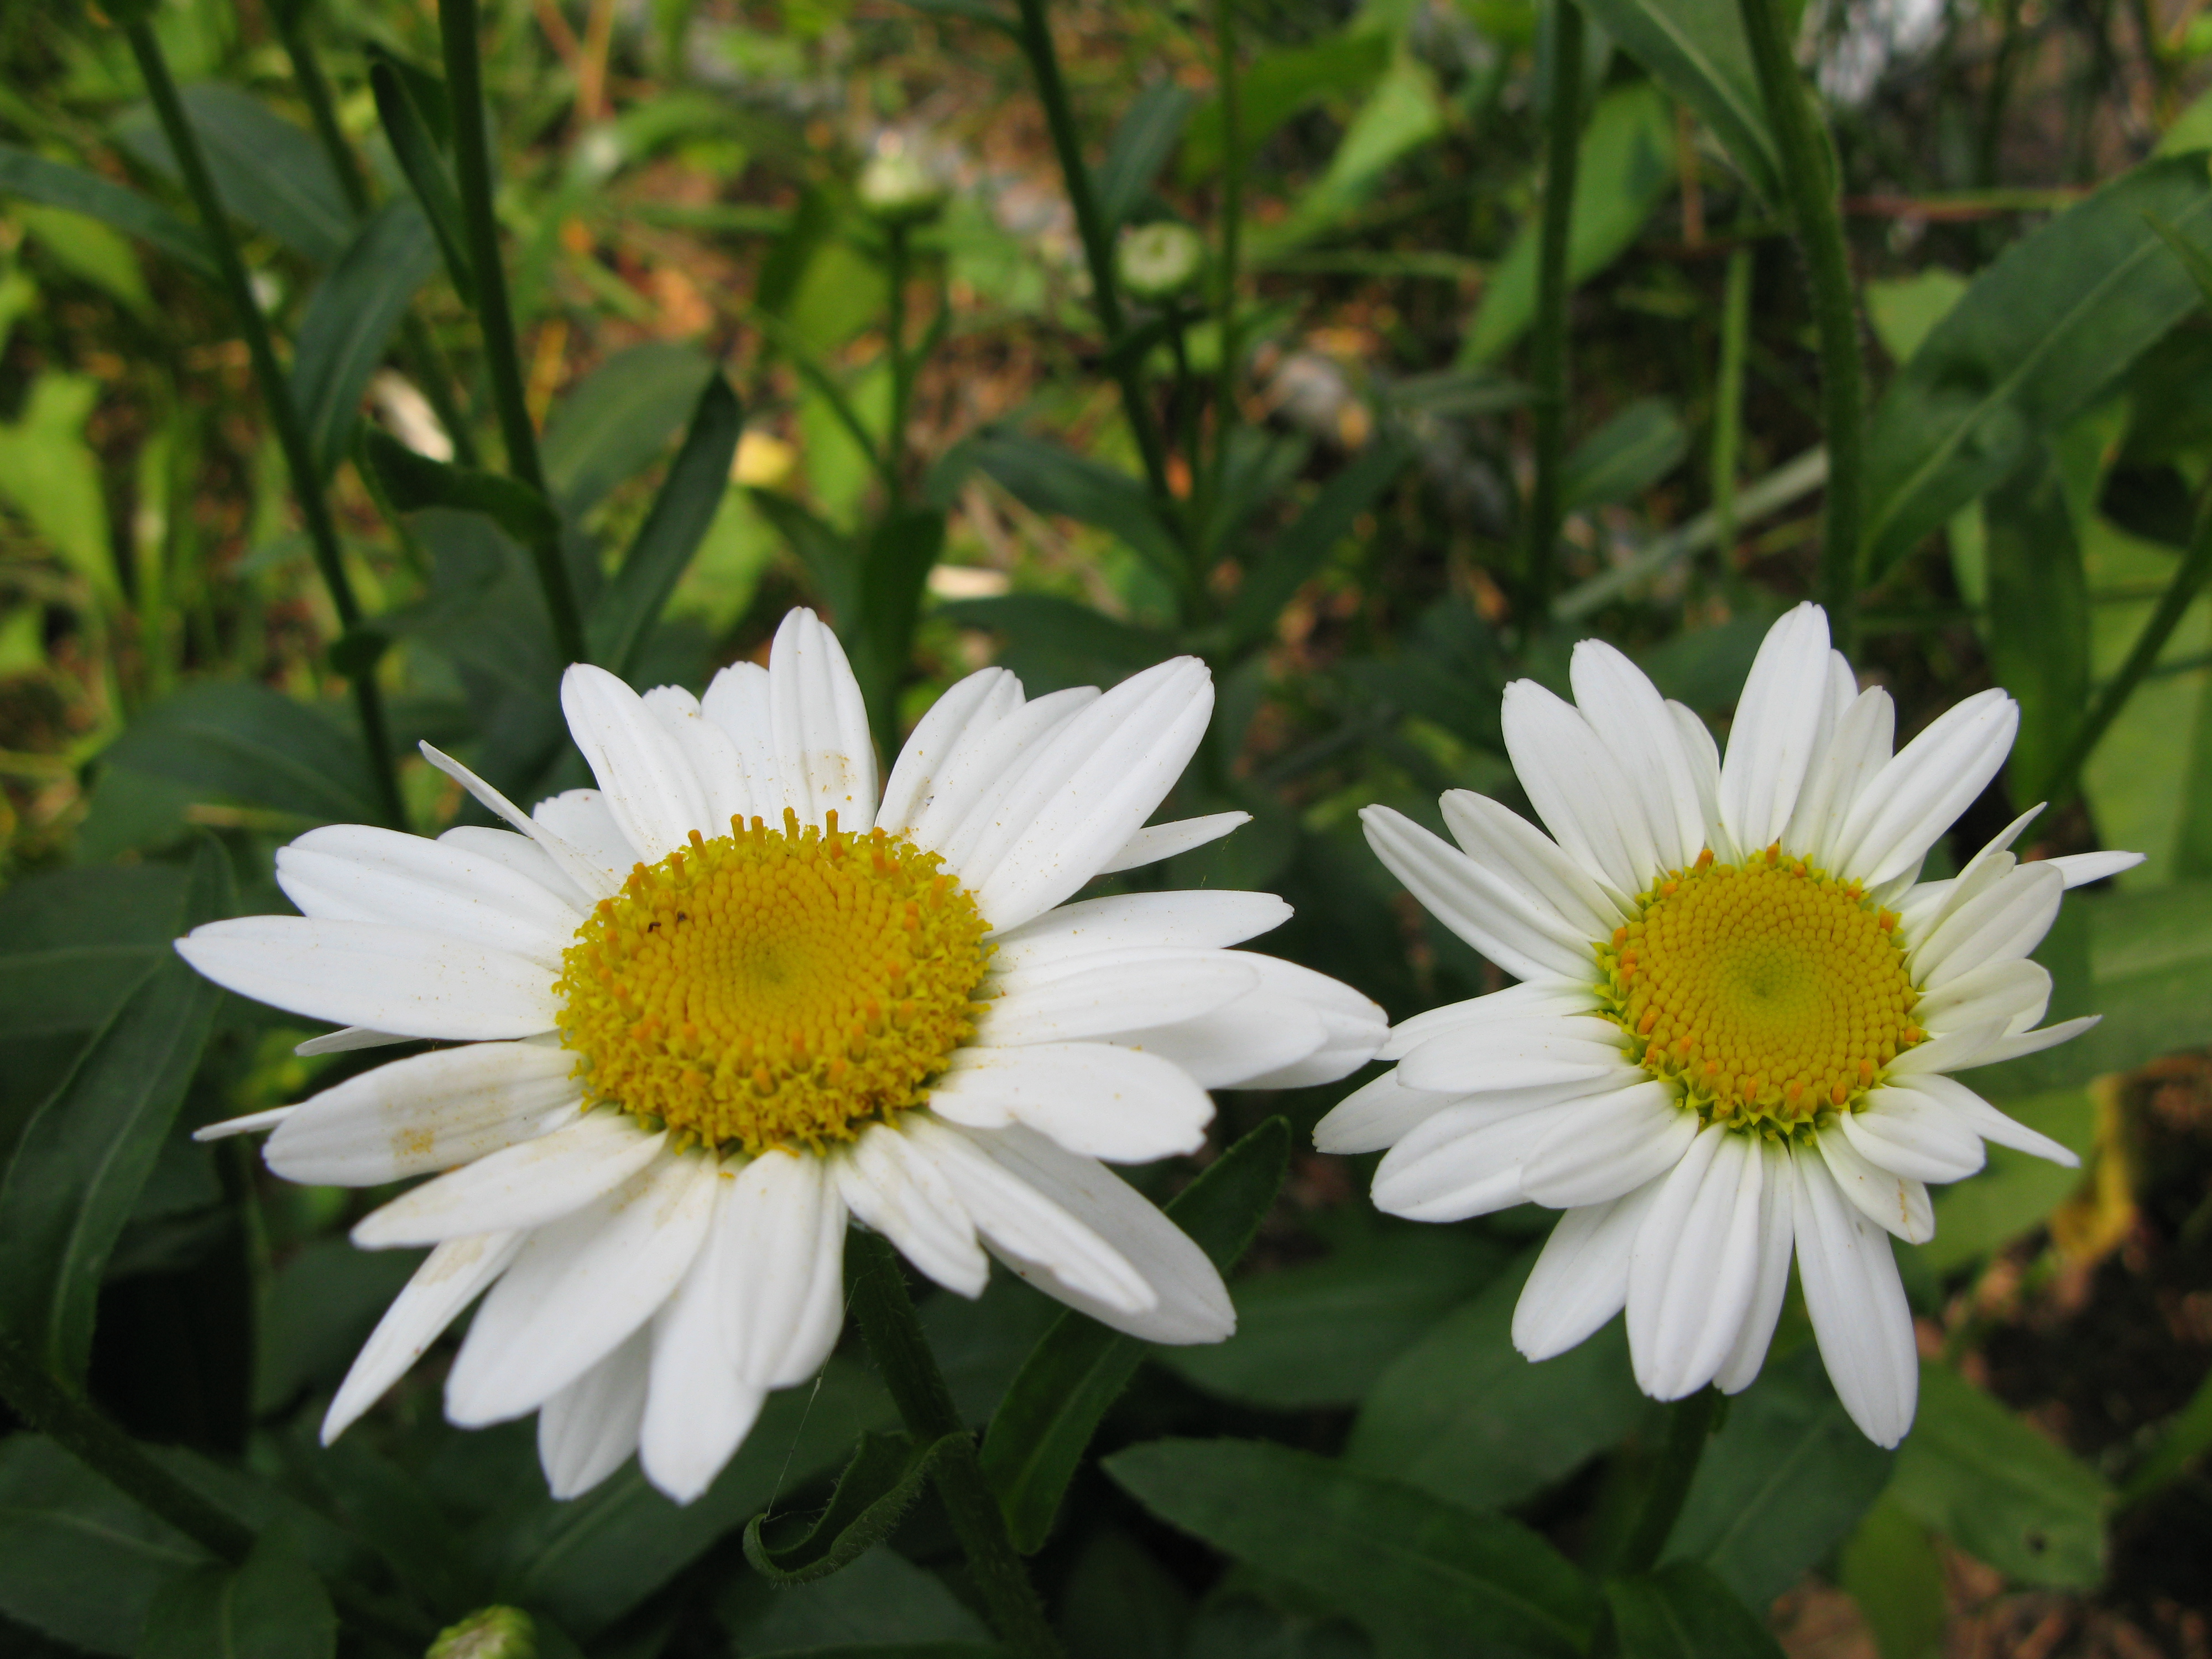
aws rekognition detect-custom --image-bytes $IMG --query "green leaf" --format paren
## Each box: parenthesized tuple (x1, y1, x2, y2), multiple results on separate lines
(383, 509, 562, 708)
(1462, 84, 1675, 364)
(979, 1118, 1290, 1554)
(542, 342, 718, 519)
(719, 1543, 995, 1653)
(933, 594, 1174, 698)
(15, 202, 153, 315)
(1603, 1562, 1785, 1658)
(743, 1431, 964, 1584)
(368, 59, 474, 306)
(968, 431, 1183, 581)
(1889, 1361, 2109, 1588)
(1105, 1439, 1598, 1657)
(0, 863, 187, 1041)
(591, 374, 744, 678)
(1836, 1495, 1947, 1659)
(290, 199, 441, 481)
(1922, 1090, 2093, 1274)
(1255, 58, 1446, 254)
(363, 427, 561, 550)
(298, 1434, 487, 1619)
(103, 680, 385, 826)
(1224, 435, 1410, 651)
(1061, 1526, 1191, 1659)
(1562, 397, 1691, 510)
(115, 85, 352, 264)
(1663, 1345, 1895, 1609)
(138, 1538, 335, 1659)
(0, 373, 119, 604)
(749, 486, 860, 622)
(0, 835, 228, 1382)
(1181, 32, 1393, 182)
(1982, 446, 2089, 801)
(2145, 209, 2212, 310)
(851, 509, 945, 737)
(252, 1238, 424, 1416)
(1346, 1256, 1646, 1512)
(1162, 1228, 1504, 1411)
(0, 144, 214, 277)
(1864, 154, 2212, 577)
(1574, 0, 1781, 206)
(1097, 84, 1196, 229)
(0, 1436, 207, 1656)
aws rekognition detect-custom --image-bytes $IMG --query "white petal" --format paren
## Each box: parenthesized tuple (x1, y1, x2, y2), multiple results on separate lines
(1914, 958, 2050, 1039)
(176, 917, 556, 1041)
(528, 787, 643, 894)
(1396, 1014, 1633, 1094)
(1816, 1125, 1935, 1243)
(1717, 602, 1832, 854)
(194, 1104, 295, 1141)
(905, 1116, 1155, 1314)
(294, 1027, 410, 1057)
(1897, 807, 2041, 938)
(1668, 702, 1726, 859)
(1371, 1099, 1562, 1222)
(1792, 688, 1896, 868)
(700, 659, 782, 818)
(988, 890, 1291, 969)
(1792, 1151, 1918, 1446)
(1517, 1081, 1698, 1209)
(933, 1042, 1212, 1162)
(644, 684, 755, 836)
(976, 954, 1256, 1046)
(1105, 999, 1325, 1089)
(1570, 640, 1709, 873)
(1897, 1072, 2081, 1167)
(1626, 1125, 1765, 1399)
(1313, 1067, 1459, 1154)
(265, 1041, 581, 1185)
(1910, 864, 2063, 989)
(768, 608, 878, 831)
(539, 1328, 650, 1499)
(911, 688, 1095, 867)
(1884, 1018, 2011, 1078)
(1438, 789, 1627, 941)
(1096, 812, 1250, 875)
(1380, 980, 1600, 1062)
(445, 1151, 717, 1425)
(1841, 1087, 1987, 1184)
(1714, 1140, 1798, 1392)
(418, 742, 623, 901)
(1511, 1180, 1663, 1361)
(1192, 954, 1386, 1089)
(638, 1221, 768, 1505)
(437, 824, 592, 908)
(948, 1123, 1232, 1343)
(1360, 805, 1603, 984)
(562, 663, 715, 861)
(879, 668, 1025, 835)
(715, 1150, 848, 1385)
(2048, 850, 2142, 888)
(1966, 1015, 2101, 1066)
(351, 1112, 667, 1248)
(321, 1232, 523, 1443)
(1834, 689, 2018, 887)
(833, 1121, 987, 1296)
(1501, 681, 1655, 894)
(966, 659, 1216, 931)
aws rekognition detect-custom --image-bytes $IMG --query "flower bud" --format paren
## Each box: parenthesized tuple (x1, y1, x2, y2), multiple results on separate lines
(427, 1607, 538, 1659)
(857, 149, 949, 227)
(1116, 221, 1207, 301)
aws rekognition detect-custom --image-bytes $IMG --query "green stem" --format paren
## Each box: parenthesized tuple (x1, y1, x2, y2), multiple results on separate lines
(438, 0, 587, 664)
(846, 1232, 1065, 1659)
(1202, 0, 1245, 569)
(123, 18, 409, 832)
(885, 222, 912, 506)
(2046, 501, 2212, 807)
(1736, 0, 1865, 653)
(1711, 244, 1754, 562)
(1525, 0, 1583, 622)
(1614, 1387, 1721, 1574)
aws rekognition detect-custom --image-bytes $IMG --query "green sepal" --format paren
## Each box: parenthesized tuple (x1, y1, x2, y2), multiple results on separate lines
(742, 1430, 967, 1585)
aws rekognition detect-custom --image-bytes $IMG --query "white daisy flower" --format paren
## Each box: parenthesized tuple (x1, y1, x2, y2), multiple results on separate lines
(1317, 602, 2135, 1446)
(182, 610, 1384, 1503)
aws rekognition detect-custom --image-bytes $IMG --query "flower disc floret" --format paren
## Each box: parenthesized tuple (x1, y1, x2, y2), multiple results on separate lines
(1598, 844, 1922, 1130)
(556, 808, 991, 1153)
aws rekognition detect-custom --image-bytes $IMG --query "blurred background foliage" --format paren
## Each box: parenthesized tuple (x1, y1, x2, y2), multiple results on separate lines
(3, 0, 2212, 1653)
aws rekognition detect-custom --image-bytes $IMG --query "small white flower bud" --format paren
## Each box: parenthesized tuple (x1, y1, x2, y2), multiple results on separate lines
(1116, 221, 1207, 301)
(857, 149, 949, 227)
(427, 1607, 538, 1659)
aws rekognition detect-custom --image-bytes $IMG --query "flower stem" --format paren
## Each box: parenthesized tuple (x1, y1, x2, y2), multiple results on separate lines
(885, 222, 912, 507)
(1614, 1386, 1721, 1574)
(438, 0, 588, 666)
(122, 18, 409, 833)
(1525, 0, 1583, 622)
(1201, 0, 1244, 567)
(846, 1230, 1065, 1658)
(1735, 0, 1865, 654)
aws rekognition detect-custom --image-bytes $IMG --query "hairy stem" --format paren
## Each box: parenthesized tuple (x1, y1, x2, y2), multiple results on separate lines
(1615, 1387, 1721, 1574)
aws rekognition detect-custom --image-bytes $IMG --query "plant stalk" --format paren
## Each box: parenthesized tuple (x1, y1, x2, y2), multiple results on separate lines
(123, 18, 409, 832)
(846, 1230, 1066, 1659)
(1525, 0, 1583, 622)
(1736, 0, 1866, 653)
(1712, 245, 1754, 561)
(1201, 0, 1245, 565)
(885, 222, 912, 505)
(1614, 1387, 1721, 1574)
(439, 0, 588, 664)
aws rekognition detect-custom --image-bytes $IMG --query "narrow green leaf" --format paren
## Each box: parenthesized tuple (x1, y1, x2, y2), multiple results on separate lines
(979, 1118, 1290, 1554)
(368, 59, 474, 306)
(1224, 435, 1409, 651)
(1181, 32, 1392, 181)
(138, 1538, 335, 1659)
(0, 834, 227, 1381)
(1983, 447, 2089, 802)
(591, 374, 743, 678)
(1562, 397, 1691, 510)
(852, 508, 946, 738)
(1836, 1495, 1947, 1659)
(291, 200, 441, 480)
(934, 593, 1175, 698)
(743, 1431, 963, 1584)
(2120, 1361, 2212, 1506)
(1864, 154, 2212, 577)
(1575, 0, 1781, 205)
(1096, 84, 1196, 229)
(0, 863, 189, 1041)
(1890, 1361, 2109, 1588)
(2146, 209, 2212, 310)
(749, 486, 861, 622)
(114, 85, 352, 264)
(968, 432, 1183, 581)
(0, 1436, 207, 1656)
(0, 144, 213, 277)
(1603, 1562, 1785, 1658)
(541, 341, 717, 519)
(105, 680, 386, 826)
(363, 427, 561, 551)
(1105, 1438, 1598, 1657)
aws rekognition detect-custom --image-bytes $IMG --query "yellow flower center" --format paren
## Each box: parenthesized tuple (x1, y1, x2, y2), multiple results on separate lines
(1597, 846, 1922, 1131)
(555, 809, 992, 1154)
